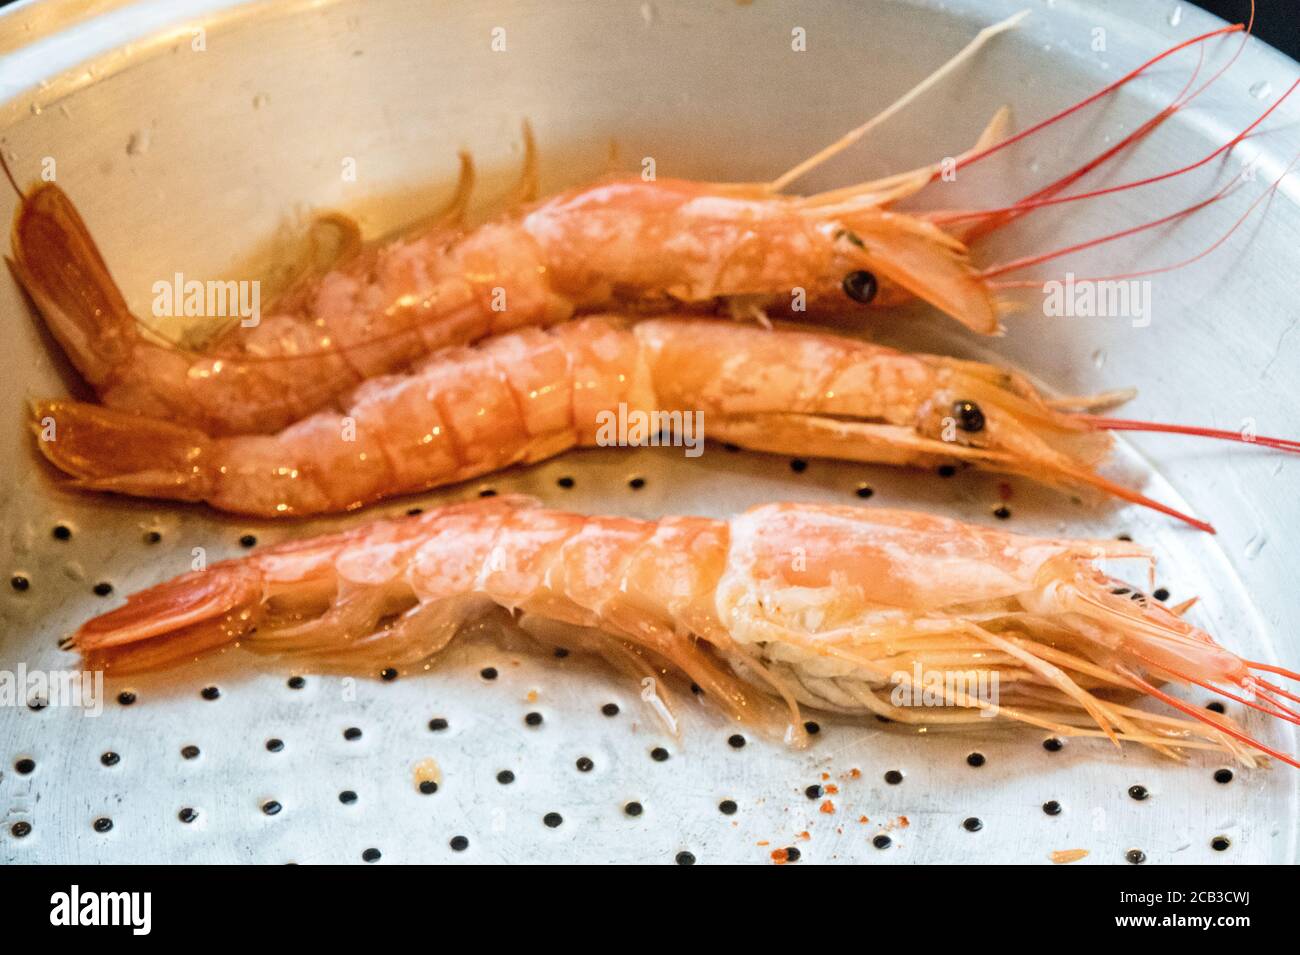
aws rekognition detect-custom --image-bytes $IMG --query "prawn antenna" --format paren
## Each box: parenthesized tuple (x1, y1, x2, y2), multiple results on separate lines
(980, 174, 1245, 280)
(985, 142, 1300, 286)
(941, 68, 1298, 229)
(1246, 661, 1300, 684)
(1258, 679, 1300, 705)
(1120, 666, 1300, 770)
(945, 0, 1260, 238)
(1081, 417, 1300, 454)
(767, 8, 1030, 192)
(946, 47, 1207, 240)
(953, 17, 1248, 176)
(1049, 463, 1216, 534)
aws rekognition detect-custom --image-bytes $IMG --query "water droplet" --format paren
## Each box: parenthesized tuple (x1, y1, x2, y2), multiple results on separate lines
(1244, 531, 1268, 560)
(29, 103, 42, 116)
(640, 2, 656, 25)
(1169, 5, 1183, 27)
(1091, 348, 1107, 369)
(1249, 81, 1272, 100)
(252, 92, 269, 109)
(126, 129, 151, 156)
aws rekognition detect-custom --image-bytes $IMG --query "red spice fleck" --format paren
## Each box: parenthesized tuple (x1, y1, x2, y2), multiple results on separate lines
(771, 847, 796, 865)
(847, 768, 861, 780)
(820, 772, 830, 781)
(819, 800, 835, 815)
(825, 784, 839, 795)
(898, 815, 910, 828)
(757, 840, 770, 847)
(858, 815, 869, 824)
(798, 830, 811, 841)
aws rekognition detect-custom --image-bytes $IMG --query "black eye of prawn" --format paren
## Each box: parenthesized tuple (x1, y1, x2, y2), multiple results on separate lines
(953, 400, 985, 433)
(841, 269, 878, 304)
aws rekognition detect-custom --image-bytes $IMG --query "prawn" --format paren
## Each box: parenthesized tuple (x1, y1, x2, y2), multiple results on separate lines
(68, 496, 1300, 768)
(7, 12, 1275, 436)
(32, 315, 1299, 530)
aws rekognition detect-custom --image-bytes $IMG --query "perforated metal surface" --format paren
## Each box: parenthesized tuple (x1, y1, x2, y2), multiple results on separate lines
(2, 0, 1298, 864)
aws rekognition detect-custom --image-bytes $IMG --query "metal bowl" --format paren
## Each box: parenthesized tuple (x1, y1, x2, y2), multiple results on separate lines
(2, 0, 1297, 864)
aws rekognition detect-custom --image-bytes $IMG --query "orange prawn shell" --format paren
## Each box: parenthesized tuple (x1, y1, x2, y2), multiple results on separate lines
(720, 503, 1140, 614)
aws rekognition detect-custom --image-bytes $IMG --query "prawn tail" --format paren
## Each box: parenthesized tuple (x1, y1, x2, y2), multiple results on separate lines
(30, 398, 213, 503)
(71, 563, 264, 674)
(1051, 572, 1300, 768)
(8, 183, 139, 387)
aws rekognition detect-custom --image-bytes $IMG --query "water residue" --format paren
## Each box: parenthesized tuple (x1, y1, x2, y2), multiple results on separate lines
(1244, 531, 1268, 560)
(126, 129, 150, 156)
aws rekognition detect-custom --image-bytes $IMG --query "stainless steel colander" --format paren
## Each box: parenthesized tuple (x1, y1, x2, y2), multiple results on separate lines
(2, 0, 1297, 864)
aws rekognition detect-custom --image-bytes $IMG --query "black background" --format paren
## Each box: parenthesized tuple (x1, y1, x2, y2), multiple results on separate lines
(8, 866, 1282, 938)
(1195, 0, 1298, 59)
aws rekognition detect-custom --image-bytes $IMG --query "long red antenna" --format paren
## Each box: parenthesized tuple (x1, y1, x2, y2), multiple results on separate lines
(989, 145, 1300, 287)
(1141, 653, 1300, 725)
(952, 49, 1206, 240)
(981, 174, 1244, 279)
(1121, 666, 1300, 769)
(942, 0, 1261, 229)
(1248, 661, 1300, 682)
(944, 75, 1300, 228)
(946, 22, 1246, 178)
(1082, 416, 1300, 454)
(1256, 678, 1300, 706)
(1047, 461, 1216, 533)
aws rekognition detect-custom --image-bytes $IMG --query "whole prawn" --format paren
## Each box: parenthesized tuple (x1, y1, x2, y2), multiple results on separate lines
(8, 13, 1275, 436)
(70, 496, 1300, 768)
(34, 315, 1299, 529)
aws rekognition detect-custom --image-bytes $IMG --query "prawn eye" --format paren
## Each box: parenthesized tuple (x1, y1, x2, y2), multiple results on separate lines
(953, 400, 985, 433)
(841, 269, 878, 304)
